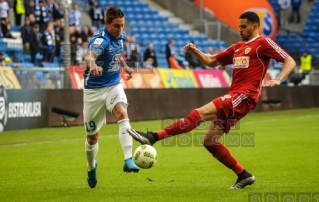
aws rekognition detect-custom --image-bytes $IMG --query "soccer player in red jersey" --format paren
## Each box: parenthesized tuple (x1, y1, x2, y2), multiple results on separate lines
(127, 11, 296, 189)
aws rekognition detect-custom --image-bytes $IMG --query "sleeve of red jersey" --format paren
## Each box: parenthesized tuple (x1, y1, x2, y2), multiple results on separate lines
(262, 38, 290, 62)
(214, 44, 235, 66)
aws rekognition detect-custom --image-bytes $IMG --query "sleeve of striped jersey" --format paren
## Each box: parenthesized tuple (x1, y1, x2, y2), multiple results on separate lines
(88, 36, 109, 55)
(215, 44, 235, 66)
(263, 38, 289, 62)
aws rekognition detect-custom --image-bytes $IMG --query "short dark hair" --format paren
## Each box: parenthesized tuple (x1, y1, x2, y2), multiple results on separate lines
(105, 6, 124, 24)
(239, 11, 260, 26)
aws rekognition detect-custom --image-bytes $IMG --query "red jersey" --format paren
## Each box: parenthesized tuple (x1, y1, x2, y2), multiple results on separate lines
(215, 36, 289, 102)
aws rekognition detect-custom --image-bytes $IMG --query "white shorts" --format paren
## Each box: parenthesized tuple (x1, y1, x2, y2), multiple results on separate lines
(83, 84, 128, 135)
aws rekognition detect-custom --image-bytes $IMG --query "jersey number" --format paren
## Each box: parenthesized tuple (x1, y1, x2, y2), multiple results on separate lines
(85, 121, 96, 132)
(109, 54, 121, 71)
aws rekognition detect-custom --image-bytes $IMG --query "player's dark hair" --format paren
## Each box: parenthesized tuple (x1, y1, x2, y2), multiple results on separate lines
(105, 6, 124, 24)
(239, 11, 260, 26)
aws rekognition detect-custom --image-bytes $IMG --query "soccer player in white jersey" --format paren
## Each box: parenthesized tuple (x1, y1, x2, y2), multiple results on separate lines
(83, 6, 138, 188)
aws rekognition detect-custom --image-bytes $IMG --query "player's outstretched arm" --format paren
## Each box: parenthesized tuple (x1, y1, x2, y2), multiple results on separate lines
(84, 50, 103, 76)
(184, 43, 220, 67)
(264, 56, 296, 87)
(120, 57, 133, 81)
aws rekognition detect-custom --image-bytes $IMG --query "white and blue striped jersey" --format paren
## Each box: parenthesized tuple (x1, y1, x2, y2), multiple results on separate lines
(84, 26, 126, 89)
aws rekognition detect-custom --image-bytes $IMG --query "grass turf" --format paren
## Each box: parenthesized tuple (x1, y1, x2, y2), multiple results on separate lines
(0, 108, 319, 202)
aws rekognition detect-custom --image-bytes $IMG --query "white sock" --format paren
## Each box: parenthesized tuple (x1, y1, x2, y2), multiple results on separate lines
(85, 139, 99, 171)
(118, 119, 133, 160)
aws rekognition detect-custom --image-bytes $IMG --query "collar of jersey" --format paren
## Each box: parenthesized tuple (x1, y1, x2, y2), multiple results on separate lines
(245, 35, 260, 44)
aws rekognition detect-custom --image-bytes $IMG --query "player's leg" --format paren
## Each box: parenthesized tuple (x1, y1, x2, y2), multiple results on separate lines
(106, 84, 139, 172)
(204, 94, 255, 189)
(157, 101, 218, 138)
(85, 132, 99, 188)
(203, 121, 244, 173)
(203, 121, 254, 189)
(84, 88, 107, 188)
(86, 133, 99, 172)
(127, 101, 218, 145)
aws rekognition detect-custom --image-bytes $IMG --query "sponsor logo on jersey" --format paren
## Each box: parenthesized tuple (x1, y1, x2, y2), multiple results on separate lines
(93, 38, 103, 47)
(245, 48, 251, 54)
(233, 56, 249, 68)
(221, 94, 232, 101)
(110, 95, 118, 104)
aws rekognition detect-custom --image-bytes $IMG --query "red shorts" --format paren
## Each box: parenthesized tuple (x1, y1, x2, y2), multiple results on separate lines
(212, 92, 256, 134)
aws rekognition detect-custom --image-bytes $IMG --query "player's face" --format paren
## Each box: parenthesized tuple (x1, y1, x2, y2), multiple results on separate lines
(106, 17, 125, 39)
(238, 19, 256, 41)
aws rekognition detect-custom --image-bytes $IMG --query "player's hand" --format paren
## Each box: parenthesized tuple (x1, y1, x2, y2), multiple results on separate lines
(123, 66, 133, 81)
(90, 65, 103, 76)
(263, 79, 281, 87)
(184, 43, 197, 53)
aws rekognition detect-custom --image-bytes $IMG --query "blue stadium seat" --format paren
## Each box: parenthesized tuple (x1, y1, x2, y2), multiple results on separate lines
(271, 0, 319, 62)
(148, 9, 158, 16)
(131, 3, 141, 9)
(124, 7, 133, 13)
(10, 25, 21, 32)
(155, 28, 164, 35)
(128, 20, 138, 25)
(42, 63, 59, 68)
(122, 1, 132, 7)
(138, 2, 149, 9)
(178, 29, 189, 35)
(172, 22, 180, 28)
(148, 34, 157, 40)
(135, 14, 144, 20)
(18, 62, 35, 68)
(107, 1, 116, 6)
(175, 40, 185, 46)
(131, 1, 139, 7)
(162, 27, 172, 34)
(157, 34, 167, 40)
(166, 33, 174, 40)
(126, 13, 135, 21)
(124, 0, 229, 67)
(157, 53, 166, 60)
(159, 16, 168, 22)
(134, 37, 142, 44)
(23, 54, 31, 62)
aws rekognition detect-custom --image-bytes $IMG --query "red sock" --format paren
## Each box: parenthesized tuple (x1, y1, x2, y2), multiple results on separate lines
(157, 110, 203, 140)
(204, 143, 244, 175)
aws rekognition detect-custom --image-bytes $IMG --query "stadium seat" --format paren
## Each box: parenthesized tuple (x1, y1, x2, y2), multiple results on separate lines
(10, 25, 21, 32)
(124, 0, 229, 67)
(269, 0, 319, 62)
(43, 63, 60, 68)
(18, 62, 35, 68)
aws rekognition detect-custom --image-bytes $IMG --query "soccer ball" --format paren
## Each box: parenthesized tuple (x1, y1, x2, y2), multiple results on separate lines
(133, 145, 158, 169)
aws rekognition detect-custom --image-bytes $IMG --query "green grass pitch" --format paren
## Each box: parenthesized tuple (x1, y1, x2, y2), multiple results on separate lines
(1, 108, 319, 202)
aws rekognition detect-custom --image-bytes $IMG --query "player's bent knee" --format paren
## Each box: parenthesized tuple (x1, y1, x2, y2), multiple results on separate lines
(87, 132, 99, 145)
(113, 102, 128, 120)
(202, 133, 223, 146)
